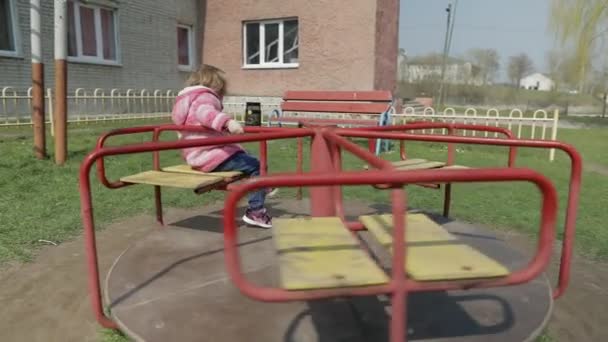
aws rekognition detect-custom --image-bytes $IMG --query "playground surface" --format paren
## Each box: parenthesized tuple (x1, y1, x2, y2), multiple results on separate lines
(0, 200, 607, 342)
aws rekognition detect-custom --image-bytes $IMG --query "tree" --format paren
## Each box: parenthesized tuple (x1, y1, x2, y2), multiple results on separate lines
(508, 54, 534, 87)
(549, 0, 608, 92)
(466, 48, 500, 85)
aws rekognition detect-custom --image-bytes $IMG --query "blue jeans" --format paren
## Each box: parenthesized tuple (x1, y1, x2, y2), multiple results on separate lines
(213, 152, 266, 210)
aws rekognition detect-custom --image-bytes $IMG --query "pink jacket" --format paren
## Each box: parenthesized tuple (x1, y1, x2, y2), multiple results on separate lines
(171, 86, 243, 172)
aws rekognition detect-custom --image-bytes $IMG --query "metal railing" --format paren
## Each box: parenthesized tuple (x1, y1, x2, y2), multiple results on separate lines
(0, 87, 281, 128)
(393, 106, 561, 161)
(1, 87, 176, 129)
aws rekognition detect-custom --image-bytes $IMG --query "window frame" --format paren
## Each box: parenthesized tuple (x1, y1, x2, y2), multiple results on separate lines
(67, 1, 120, 66)
(242, 18, 299, 70)
(0, 0, 22, 58)
(177, 23, 195, 72)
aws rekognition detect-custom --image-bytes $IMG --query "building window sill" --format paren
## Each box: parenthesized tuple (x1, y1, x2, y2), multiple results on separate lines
(0, 51, 23, 59)
(242, 64, 299, 70)
(178, 65, 194, 72)
(67, 57, 122, 67)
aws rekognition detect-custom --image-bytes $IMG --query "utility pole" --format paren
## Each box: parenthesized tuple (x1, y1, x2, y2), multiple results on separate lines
(438, 3, 452, 108)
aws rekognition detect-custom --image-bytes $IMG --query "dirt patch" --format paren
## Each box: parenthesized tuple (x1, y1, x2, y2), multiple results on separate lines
(585, 162, 608, 176)
(0, 204, 606, 342)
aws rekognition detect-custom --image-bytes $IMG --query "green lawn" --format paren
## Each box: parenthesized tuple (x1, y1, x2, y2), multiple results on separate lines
(0, 120, 606, 342)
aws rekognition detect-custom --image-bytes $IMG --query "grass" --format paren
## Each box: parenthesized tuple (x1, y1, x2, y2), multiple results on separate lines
(1, 120, 606, 342)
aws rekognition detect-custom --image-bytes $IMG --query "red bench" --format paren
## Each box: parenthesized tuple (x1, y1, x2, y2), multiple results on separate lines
(270, 90, 393, 152)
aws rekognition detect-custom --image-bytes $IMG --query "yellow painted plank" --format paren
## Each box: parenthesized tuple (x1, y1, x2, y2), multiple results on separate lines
(120, 170, 223, 189)
(391, 159, 430, 167)
(441, 165, 469, 170)
(359, 214, 510, 281)
(392, 160, 446, 170)
(272, 217, 389, 290)
(162, 164, 242, 178)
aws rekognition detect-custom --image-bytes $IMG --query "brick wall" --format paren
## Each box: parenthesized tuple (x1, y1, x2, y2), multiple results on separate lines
(0, 0, 199, 92)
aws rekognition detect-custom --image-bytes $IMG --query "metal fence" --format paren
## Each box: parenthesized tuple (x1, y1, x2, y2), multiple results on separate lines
(0, 87, 283, 128)
(1, 87, 176, 129)
(1, 87, 561, 160)
(393, 106, 560, 161)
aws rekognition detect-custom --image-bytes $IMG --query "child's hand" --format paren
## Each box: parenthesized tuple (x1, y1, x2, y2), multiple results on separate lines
(226, 120, 244, 134)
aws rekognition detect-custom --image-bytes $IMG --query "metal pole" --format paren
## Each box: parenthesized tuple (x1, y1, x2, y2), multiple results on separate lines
(54, 0, 68, 165)
(309, 130, 336, 217)
(438, 4, 452, 108)
(602, 93, 607, 119)
(31, 0, 46, 159)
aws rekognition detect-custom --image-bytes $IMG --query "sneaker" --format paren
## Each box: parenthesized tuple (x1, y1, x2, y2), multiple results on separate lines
(266, 188, 279, 198)
(243, 208, 273, 229)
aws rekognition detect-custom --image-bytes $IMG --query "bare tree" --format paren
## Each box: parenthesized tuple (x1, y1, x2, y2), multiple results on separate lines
(508, 54, 534, 87)
(467, 48, 500, 85)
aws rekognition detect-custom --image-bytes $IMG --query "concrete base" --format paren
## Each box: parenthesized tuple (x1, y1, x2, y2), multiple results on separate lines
(105, 200, 552, 342)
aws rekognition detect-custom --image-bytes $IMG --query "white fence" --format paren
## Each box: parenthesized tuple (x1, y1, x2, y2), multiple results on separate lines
(0, 87, 282, 128)
(0, 87, 176, 128)
(393, 106, 560, 161)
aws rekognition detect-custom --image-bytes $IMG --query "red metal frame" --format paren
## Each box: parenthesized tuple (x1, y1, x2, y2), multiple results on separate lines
(79, 123, 581, 341)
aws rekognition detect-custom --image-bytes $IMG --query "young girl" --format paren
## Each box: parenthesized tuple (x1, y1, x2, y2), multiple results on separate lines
(171, 64, 273, 228)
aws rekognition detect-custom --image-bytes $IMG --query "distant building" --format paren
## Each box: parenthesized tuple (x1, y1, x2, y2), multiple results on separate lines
(398, 54, 484, 86)
(520, 73, 555, 91)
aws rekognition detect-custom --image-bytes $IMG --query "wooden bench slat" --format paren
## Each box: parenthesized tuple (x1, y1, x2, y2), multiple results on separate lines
(162, 164, 243, 178)
(272, 217, 389, 290)
(281, 102, 390, 114)
(359, 214, 510, 281)
(120, 170, 224, 189)
(393, 160, 446, 170)
(276, 117, 378, 126)
(284, 90, 392, 102)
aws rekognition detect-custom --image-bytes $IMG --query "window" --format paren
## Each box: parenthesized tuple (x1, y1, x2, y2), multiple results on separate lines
(177, 24, 194, 70)
(243, 18, 298, 68)
(0, 0, 20, 57)
(67, 1, 119, 64)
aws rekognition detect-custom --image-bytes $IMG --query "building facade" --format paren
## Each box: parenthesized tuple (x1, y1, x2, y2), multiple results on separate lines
(202, 0, 398, 96)
(1, 0, 201, 91)
(520, 73, 555, 92)
(1, 0, 398, 98)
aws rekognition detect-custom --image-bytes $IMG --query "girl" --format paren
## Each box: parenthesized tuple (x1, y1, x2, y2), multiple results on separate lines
(171, 64, 273, 228)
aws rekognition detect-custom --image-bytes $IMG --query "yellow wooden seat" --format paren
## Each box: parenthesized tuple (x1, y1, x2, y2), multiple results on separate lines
(162, 164, 242, 179)
(391, 159, 446, 170)
(364, 159, 469, 171)
(272, 217, 389, 290)
(120, 170, 226, 189)
(359, 214, 509, 281)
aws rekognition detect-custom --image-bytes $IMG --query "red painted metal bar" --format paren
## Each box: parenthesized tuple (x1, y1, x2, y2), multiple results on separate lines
(337, 129, 582, 299)
(95, 124, 299, 191)
(329, 141, 345, 219)
(79, 129, 315, 328)
(389, 188, 408, 342)
(359, 122, 517, 167)
(296, 137, 304, 200)
(283, 90, 393, 102)
(222, 168, 558, 304)
(309, 130, 337, 217)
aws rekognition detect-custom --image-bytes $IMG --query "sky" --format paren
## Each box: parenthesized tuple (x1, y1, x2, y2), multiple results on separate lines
(399, 0, 556, 80)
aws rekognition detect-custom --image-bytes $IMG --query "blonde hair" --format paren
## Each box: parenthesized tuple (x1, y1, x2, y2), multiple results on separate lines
(186, 64, 227, 95)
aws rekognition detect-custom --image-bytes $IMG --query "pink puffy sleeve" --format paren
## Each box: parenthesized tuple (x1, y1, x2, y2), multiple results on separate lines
(188, 93, 232, 132)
